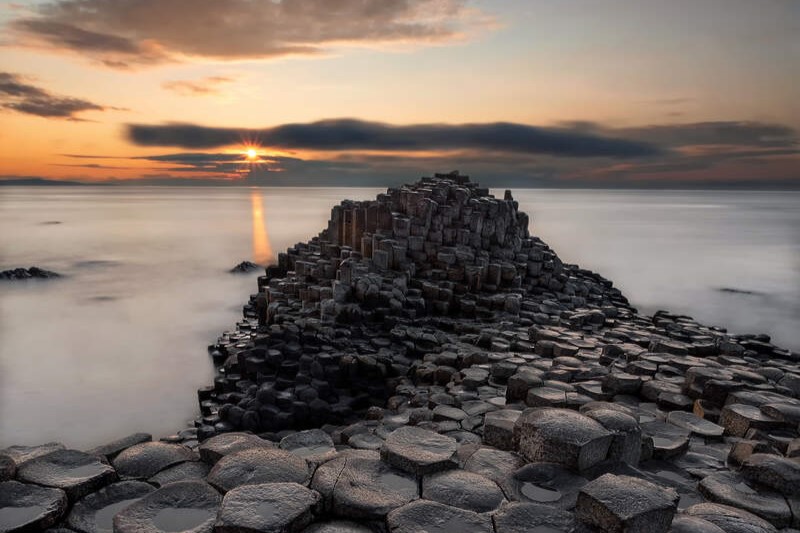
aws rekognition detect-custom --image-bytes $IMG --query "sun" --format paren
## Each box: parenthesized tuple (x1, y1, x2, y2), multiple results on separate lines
(246, 148, 258, 160)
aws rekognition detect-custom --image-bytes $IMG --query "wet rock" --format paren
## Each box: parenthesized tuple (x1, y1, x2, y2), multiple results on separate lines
(669, 515, 726, 533)
(380, 427, 457, 476)
(207, 448, 309, 493)
(422, 470, 505, 513)
(741, 454, 800, 496)
(482, 409, 521, 451)
(515, 408, 613, 472)
(148, 461, 211, 487)
(506, 462, 587, 509)
(198, 433, 274, 465)
(311, 450, 417, 520)
(684, 503, 778, 533)
(492, 502, 576, 533)
(17, 449, 117, 502)
(666, 412, 724, 439)
(698, 471, 792, 528)
(113, 481, 221, 533)
(576, 474, 679, 533)
(1, 443, 65, 467)
(279, 430, 337, 464)
(0, 481, 68, 533)
(216, 483, 321, 533)
(386, 500, 493, 533)
(113, 442, 197, 480)
(66, 481, 154, 533)
(0, 455, 14, 482)
(86, 434, 152, 461)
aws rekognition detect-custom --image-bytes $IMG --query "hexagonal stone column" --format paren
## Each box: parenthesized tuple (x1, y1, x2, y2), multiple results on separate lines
(0, 481, 68, 533)
(215, 483, 321, 533)
(386, 500, 493, 533)
(576, 474, 679, 533)
(17, 449, 117, 502)
(380, 427, 457, 476)
(113, 480, 220, 533)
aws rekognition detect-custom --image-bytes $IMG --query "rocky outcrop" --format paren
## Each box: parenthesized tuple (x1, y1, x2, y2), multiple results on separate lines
(0, 267, 60, 280)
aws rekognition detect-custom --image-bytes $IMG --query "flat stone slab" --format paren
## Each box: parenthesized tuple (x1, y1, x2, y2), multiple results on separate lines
(198, 433, 274, 465)
(216, 482, 321, 533)
(666, 411, 724, 438)
(576, 473, 679, 533)
(741, 453, 800, 496)
(506, 462, 587, 509)
(0, 455, 14, 482)
(279, 430, 337, 464)
(698, 471, 792, 528)
(0, 481, 68, 533)
(380, 427, 457, 476)
(1, 443, 65, 467)
(17, 449, 117, 501)
(640, 420, 690, 460)
(515, 408, 613, 471)
(148, 461, 211, 488)
(492, 502, 576, 533)
(113, 481, 221, 533)
(207, 448, 309, 493)
(311, 450, 417, 520)
(422, 470, 505, 513)
(67, 481, 154, 533)
(300, 521, 373, 533)
(719, 404, 781, 438)
(482, 409, 521, 451)
(386, 500, 493, 533)
(669, 516, 726, 533)
(113, 442, 197, 480)
(462, 447, 525, 485)
(684, 503, 778, 533)
(86, 434, 152, 461)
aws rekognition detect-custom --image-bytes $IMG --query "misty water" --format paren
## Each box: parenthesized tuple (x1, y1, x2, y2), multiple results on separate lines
(1, 186, 798, 448)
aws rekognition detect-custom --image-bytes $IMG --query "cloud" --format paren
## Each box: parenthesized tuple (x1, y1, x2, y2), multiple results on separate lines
(8, 0, 489, 68)
(0, 71, 118, 119)
(126, 119, 663, 158)
(162, 76, 234, 96)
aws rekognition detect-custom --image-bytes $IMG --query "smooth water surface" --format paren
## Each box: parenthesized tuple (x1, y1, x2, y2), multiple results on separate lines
(1, 186, 798, 448)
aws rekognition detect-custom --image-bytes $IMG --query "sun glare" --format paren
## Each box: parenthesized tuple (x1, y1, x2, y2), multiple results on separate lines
(246, 148, 258, 160)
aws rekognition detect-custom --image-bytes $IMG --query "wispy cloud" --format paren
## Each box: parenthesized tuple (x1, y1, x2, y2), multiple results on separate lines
(161, 76, 235, 96)
(7, 0, 491, 68)
(0, 71, 121, 120)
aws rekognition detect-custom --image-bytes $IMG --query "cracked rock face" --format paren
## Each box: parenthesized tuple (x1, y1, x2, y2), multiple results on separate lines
(112, 481, 220, 533)
(198, 433, 275, 465)
(386, 500, 493, 533)
(0, 481, 68, 533)
(684, 503, 778, 533)
(207, 447, 309, 493)
(421, 469, 505, 513)
(112, 442, 197, 480)
(16, 450, 117, 502)
(216, 482, 321, 533)
(380, 426, 457, 476)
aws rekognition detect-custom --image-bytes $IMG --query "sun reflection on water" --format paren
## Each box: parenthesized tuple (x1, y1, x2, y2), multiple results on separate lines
(251, 189, 273, 265)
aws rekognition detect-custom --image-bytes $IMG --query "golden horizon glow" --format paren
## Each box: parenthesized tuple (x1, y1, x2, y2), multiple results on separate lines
(246, 148, 258, 160)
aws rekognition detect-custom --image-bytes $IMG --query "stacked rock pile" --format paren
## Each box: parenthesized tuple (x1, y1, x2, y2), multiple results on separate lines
(2, 173, 799, 533)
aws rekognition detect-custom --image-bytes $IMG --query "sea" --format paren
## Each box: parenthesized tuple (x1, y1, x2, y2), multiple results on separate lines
(1, 186, 798, 448)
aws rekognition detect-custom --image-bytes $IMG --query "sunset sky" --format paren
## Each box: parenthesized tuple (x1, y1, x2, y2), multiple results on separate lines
(0, 0, 798, 187)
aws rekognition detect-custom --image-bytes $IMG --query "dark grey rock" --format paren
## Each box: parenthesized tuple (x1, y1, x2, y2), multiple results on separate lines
(492, 502, 576, 533)
(422, 470, 504, 513)
(506, 462, 587, 509)
(0, 481, 68, 533)
(230, 261, 262, 274)
(148, 461, 211, 488)
(199, 433, 274, 465)
(669, 515, 726, 533)
(0, 455, 14, 482)
(380, 427, 457, 476)
(482, 409, 521, 451)
(576, 473, 679, 533)
(698, 471, 792, 528)
(279, 430, 337, 464)
(684, 503, 778, 533)
(299, 521, 372, 533)
(0, 267, 60, 280)
(311, 450, 417, 520)
(216, 483, 321, 533)
(585, 408, 642, 465)
(515, 408, 613, 472)
(17, 449, 117, 502)
(113, 481, 221, 533)
(666, 412, 724, 438)
(386, 500, 493, 533)
(1, 443, 65, 467)
(741, 454, 800, 496)
(720, 404, 781, 438)
(207, 448, 309, 493)
(67, 481, 154, 533)
(641, 421, 690, 460)
(462, 447, 525, 485)
(113, 442, 197, 480)
(86, 434, 152, 461)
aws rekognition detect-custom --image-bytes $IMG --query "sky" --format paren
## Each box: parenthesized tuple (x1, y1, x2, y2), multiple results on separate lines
(0, 0, 798, 188)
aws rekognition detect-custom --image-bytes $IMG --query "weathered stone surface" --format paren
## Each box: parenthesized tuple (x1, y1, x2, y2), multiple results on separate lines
(698, 471, 792, 528)
(86, 434, 152, 461)
(199, 433, 274, 465)
(515, 408, 613, 471)
(113, 442, 197, 480)
(720, 404, 781, 438)
(311, 450, 417, 520)
(0, 481, 68, 533)
(216, 483, 321, 533)
(386, 500, 493, 533)
(422, 470, 504, 513)
(585, 408, 642, 465)
(299, 522, 372, 533)
(148, 461, 211, 488)
(506, 462, 587, 509)
(741, 454, 800, 496)
(462, 447, 525, 485)
(576, 474, 679, 533)
(380, 427, 457, 476)
(113, 481, 221, 533)
(0, 455, 14, 482)
(17, 449, 117, 502)
(482, 409, 521, 451)
(279, 430, 337, 464)
(684, 503, 778, 533)
(491, 502, 576, 533)
(207, 448, 309, 493)
(67, 481, 154, 533)
(667, 411, 724, 438)
(641, 421, 690, 459)
(669, 515, 726, 533)
(1, 443, 65, 467)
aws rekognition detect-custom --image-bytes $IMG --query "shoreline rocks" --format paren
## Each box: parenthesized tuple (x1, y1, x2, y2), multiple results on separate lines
(2, 173, 799, 532)
(0, 267, 60, 280)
